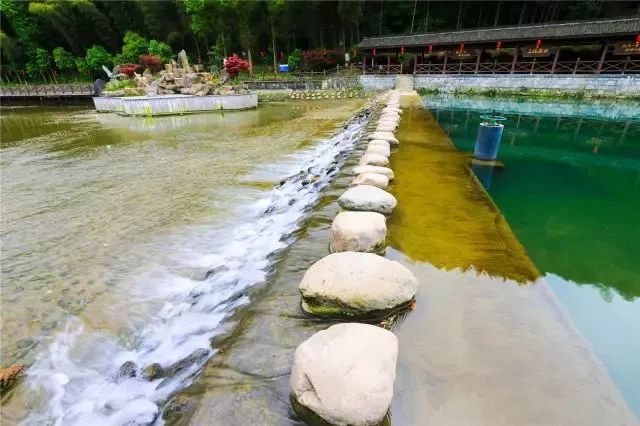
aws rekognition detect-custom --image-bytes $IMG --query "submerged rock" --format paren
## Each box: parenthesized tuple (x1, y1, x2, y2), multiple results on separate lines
(142, 363, 164, 381)
(290, 323, 398, 426)
(338, 185, 396, 214)
(163, 394, 193, 425)
(352, 165, 394, 180)
(359, 154, 389, 167)
(299, 252, 417, 318)
(353, 172, 389, 189)
(117, 361, 137, 378)
(330, 211, 387, 253)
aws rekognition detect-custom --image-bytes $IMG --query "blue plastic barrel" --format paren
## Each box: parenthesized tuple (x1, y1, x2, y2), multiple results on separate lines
(473, 117, 505, 161)
(278, 64, 289, 73)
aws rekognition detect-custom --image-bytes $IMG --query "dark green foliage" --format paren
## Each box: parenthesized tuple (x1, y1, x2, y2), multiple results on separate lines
(287, 49, 302, 71)
(148, 40, 172, 63)
(53, 47, 75, 71)
(0, 0, 636, 82)
(84, 45, 113, 78)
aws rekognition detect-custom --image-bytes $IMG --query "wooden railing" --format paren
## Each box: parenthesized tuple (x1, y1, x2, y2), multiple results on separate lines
(0, 83, 95, 97)
(364, 59, 640, 75)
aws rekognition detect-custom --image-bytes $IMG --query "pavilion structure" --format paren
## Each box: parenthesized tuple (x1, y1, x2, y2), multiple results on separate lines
(358, 17, 640, 75)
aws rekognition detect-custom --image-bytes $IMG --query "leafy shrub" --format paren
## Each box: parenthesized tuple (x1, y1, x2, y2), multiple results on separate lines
(148, 40, 172, 63)
(104, 79, 137, 91)
(287, 49, 302, 71)
(52, 47, 75, 71)
(139, 54, 162, 73)
(116, 63, 141, 76)
(224, 54, 249, 78)
(85, 45, 114, 78)
(120, 31, 149, 63)
(26, 48, 51, 77)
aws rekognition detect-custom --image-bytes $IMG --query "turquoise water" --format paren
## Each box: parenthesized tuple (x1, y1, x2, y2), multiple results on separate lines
(428, 96, 640, 417)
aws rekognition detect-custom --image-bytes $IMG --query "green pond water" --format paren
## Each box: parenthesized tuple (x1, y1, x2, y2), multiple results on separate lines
(428, 96, 640, 417)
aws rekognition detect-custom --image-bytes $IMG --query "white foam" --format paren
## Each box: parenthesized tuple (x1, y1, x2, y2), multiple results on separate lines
(23, 114, 370, 425)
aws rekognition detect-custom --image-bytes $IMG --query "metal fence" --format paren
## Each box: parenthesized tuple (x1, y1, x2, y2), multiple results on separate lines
(0, 83, 95, 97)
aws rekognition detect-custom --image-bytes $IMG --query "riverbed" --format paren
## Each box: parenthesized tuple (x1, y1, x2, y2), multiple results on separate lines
(0, 100, 365, 423)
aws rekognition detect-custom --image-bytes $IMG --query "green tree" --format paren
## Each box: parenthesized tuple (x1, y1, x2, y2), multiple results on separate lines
(148, 39, 172, 63)
(26, 47, 51, 78)
(52, 47, 75, 71)
(288, 48, 302, 71)
(85, 45, 113, 78)
(118, 31, 148, 64)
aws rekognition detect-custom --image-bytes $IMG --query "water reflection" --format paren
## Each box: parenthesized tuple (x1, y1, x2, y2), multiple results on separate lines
(427, 96, 640, 417)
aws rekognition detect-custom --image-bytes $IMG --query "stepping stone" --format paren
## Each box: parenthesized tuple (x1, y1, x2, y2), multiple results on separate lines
(380, 113, 400, 121)
(368, 131, 399, 146)
(369, 139, 391, 150)
(353, 172, 389, 188)
(330, 211, 387, 253)
(290, 323, 398, 426)
(298, 252, 418, 318)
(376, 124, 396, 133)
(352, 165, 394, 180)
(338, 185, 397, 214)
(366, 145, 390, 157)
(383, 107, 402, 115)
(359, 153, 389, 167)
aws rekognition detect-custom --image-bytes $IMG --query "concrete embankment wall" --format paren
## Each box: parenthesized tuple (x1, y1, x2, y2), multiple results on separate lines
(361, 74, 640, 97)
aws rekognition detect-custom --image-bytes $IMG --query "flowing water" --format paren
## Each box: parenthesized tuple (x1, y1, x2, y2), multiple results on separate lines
(427, 95, 640, 417)
(0, 100, 366, 424)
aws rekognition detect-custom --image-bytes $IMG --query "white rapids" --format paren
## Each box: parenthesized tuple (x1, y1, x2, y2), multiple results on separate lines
(22, 114, 370, 425)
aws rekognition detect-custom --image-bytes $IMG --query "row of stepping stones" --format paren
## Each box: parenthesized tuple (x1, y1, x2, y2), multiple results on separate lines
(290, 92, 420, 425)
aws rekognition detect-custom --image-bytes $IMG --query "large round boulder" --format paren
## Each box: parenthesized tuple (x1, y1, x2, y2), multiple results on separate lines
(367, 132, 399, 146)
(352, 165, 394, 180)
(338, 185, 397, 214)
(369, 139, 391, 150)
(330, 211, 387, 253)
(376, 124, 396, 133)
(290, 323, 398, 426)
(298, 252, 418, 317)
(366, 144, 390, 157)
(359, 153, 389, 167)
(353, 172, 389, 189)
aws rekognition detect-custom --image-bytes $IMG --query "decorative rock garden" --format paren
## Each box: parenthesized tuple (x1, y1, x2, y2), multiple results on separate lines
(290, 91, 420, 425)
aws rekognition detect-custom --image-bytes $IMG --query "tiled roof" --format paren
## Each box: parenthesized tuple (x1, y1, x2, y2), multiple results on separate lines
(359, 17, 640, 48)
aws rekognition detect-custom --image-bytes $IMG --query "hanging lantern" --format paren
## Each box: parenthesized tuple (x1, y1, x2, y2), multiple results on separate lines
(260, 51, 265, 57)
(353, 49, 357, 56)
(372, 48, 377, 56)
(280, 51, 284, 58)
(535, 39, 543, 49)
(400, 47, 405, 54)
(496, 40, 503, 49)
(428, 44, 433, 53)
(459, 43, 465, 51)
(636, 34, 640, 46)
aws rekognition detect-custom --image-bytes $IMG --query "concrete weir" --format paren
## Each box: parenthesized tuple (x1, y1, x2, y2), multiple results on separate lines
(92, 93, 258, 116)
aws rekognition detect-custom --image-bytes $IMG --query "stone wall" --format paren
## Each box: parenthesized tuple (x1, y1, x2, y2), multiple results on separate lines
(245, 80, 322, 91)
(359, 74, 640, 97)
(359, 75, 396, 90)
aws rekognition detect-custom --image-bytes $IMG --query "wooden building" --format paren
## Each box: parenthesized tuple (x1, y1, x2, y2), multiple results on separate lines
(358, 17, 640, 75)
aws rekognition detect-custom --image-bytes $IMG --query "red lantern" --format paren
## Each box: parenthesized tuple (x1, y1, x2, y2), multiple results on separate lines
(535, 39, 543, 49)
(400, 47, 405, 54)
(636, 34, 640, 46)
(373, 48, 377, 56)
(428, 44, 433, 53)
(280, 51, 284, 58)
(496, 40, 502, 49)
(459, 43, 464, 51)
(260, 51, 265, 57)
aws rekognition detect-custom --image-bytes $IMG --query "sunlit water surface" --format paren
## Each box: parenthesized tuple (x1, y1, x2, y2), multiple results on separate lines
(428, 95, 640, 417)
(0, 100, 365, 424)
